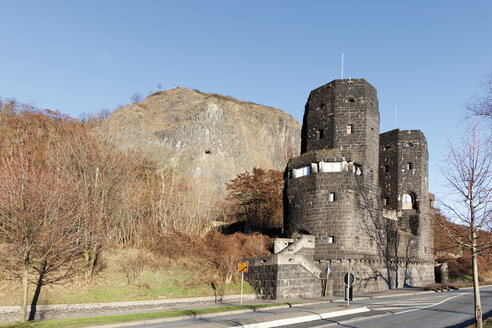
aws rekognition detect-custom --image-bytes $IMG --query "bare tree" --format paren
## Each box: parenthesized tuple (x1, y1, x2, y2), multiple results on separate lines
(79, 109, 112, 123)
(356, 185, 405, 290)
(130, 92, 143, 104)
(0, 110, 82, 322)
(439, 120, 491, 328)
(226, 168, 283, 232)
(468, 71, 491, 120)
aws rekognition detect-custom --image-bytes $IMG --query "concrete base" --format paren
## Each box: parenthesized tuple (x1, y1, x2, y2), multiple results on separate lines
(245, 255, 321, 299)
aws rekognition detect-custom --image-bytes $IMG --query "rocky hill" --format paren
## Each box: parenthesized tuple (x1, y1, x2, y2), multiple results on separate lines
(102, 88, 301, 197)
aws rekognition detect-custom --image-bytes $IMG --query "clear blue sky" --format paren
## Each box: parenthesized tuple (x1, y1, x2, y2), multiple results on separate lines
(1, 0, 491, 198)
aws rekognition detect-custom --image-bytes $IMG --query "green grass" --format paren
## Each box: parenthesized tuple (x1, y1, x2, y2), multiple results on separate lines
(1, 303, 291, 328)
(464, 317, 492, 328)
(454, 276, 473, 281)
(0, 267, 255, 306)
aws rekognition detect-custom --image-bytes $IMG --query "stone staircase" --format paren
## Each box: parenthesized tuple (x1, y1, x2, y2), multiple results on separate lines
(244, 234, 322, 299)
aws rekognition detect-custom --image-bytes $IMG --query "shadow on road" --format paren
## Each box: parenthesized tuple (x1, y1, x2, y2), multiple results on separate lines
(446, 308, 492, 328)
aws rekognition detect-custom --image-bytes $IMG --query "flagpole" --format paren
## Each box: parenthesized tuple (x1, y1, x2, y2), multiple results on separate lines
(341, 52, 344, 79)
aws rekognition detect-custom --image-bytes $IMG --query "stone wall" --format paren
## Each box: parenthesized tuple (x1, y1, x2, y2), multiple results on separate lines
(0, 294, 258, 323)
(245, 235, 321, 299)
(245, 255, 321, 300)
(326, 258, 435, 295)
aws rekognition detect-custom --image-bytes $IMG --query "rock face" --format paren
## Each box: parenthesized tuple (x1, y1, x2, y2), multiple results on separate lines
(102, 88, 301, 196)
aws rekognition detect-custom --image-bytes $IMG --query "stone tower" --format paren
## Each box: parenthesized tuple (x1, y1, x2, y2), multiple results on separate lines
(379, 129, 434, 263)
(285, 79, 381, 260)
(245, 78, 434, 299)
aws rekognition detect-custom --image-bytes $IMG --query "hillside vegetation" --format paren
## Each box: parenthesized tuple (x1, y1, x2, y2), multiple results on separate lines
(0, 99, 274, 310)
(434, 210, 492, 281)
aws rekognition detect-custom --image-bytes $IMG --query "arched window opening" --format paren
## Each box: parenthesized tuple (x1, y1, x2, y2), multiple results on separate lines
(402, 193, 416, 210)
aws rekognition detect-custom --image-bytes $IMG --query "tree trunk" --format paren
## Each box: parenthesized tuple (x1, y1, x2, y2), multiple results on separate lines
(20, 261, 29, 322)
(470, 181, 483, 328)
(29, 260, 46, 321)
(472, 229, 483, 328)
(84, 246, 98, 281)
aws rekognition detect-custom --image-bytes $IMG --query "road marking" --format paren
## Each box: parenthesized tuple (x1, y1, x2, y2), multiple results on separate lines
(376, 301, 439, 306)
(395, 294, 466, 315)
(230, 307, 370, 328)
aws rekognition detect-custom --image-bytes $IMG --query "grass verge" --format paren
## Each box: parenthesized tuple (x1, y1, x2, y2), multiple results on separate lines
(0, 266, 255, 306)
(0, 303, 292, 328)
(465, 317, 492, 328)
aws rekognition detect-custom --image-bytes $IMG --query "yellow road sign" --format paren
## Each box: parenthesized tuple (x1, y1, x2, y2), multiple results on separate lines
(238, 261, 248, 273)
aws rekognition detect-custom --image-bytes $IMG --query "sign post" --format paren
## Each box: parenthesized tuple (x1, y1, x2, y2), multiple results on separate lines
(238, 261, 248, 305)
(323, 264, 332, 297)
(344, 272, 354, 307)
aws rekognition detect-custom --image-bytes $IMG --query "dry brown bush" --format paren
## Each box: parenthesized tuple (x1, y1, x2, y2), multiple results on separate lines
(226, 168, 283, 232)
(135, 227, 272, 285)
(115, 247, 154, 285)
(204, 231, 272, 284)
(438, 255, 492, 281)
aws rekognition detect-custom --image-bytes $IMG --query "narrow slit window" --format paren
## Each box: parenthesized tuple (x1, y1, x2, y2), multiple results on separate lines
(346, 124, 353, 135)
(385, 165, 389, 173)
(328, 236, 334, 243)
(407, 162, 413, 170)
(383, 197, 389, 206)
(329, 192, 336, 202)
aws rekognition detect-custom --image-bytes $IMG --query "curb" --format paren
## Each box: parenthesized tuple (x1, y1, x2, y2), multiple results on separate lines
(86, 306, 370, 328)
(83, 302, 333, 328)
(230, 306, 370, 328)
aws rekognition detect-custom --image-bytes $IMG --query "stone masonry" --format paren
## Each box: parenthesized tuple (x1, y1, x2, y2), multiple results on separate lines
(245, 78, 434, 299)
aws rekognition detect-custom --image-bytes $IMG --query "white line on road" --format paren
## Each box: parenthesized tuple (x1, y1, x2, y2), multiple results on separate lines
(230, 307, 370, 328)
(395, 294, 466, 315)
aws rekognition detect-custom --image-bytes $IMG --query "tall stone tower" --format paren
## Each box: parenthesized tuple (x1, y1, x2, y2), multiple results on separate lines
(285, 79, 381, 259)
(301, 78, 380, 190)
(379, 129, 434, 263)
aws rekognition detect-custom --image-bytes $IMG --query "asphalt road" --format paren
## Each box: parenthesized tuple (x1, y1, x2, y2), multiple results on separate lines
(285, 287, 492, 328)
(121, 287, 492, 328)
